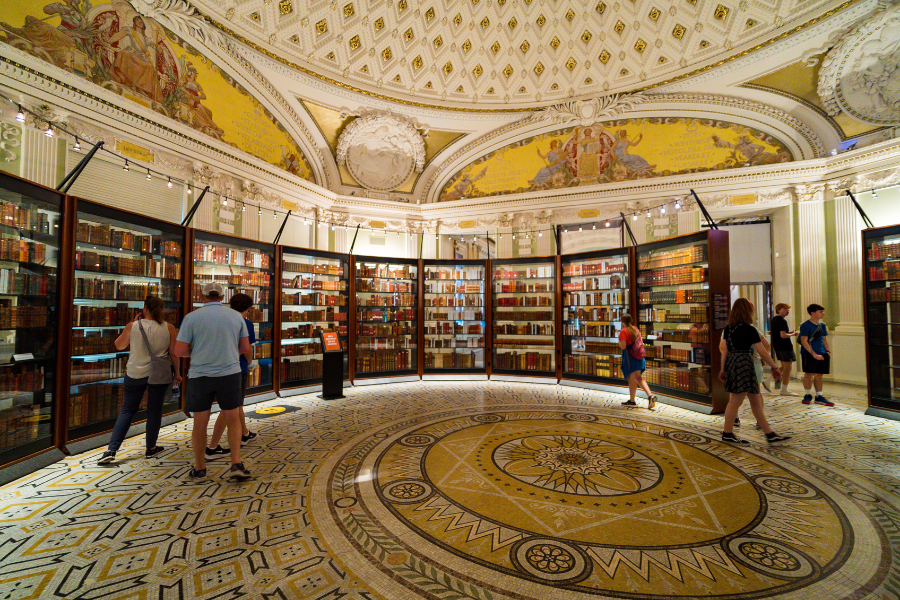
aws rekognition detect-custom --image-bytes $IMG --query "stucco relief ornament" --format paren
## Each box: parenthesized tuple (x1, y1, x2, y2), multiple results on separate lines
(130, 0, 226, 46)
(525, 93, 650, 125)
(818, 2, 900, 125)
(336, 115, 425, 192)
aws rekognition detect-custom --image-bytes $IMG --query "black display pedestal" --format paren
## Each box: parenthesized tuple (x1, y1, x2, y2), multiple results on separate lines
(319, 351, 346, 400)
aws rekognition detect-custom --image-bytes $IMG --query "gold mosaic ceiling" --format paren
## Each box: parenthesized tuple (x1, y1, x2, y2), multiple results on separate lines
(199, 0, 837, 108)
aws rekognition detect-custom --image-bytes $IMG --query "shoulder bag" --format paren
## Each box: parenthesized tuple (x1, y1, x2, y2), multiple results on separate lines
(138, 321, 174, 385)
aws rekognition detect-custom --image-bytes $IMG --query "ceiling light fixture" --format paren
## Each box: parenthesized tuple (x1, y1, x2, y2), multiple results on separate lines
(15, 106, 25, 122)
(592, 223, 596, 230)
(633, 214, 638, 221)
(167, 177, 172, 188)
(274, 212, 278, 219)
(872, 190, 878, 199)
(186, 187, 192, 194)
(73, 137, 80, 150)
(258, 207, 262, 216)
(44, 124, 54, 138)
(675, 200, 681, 210)
(146, 169, 151, 181)
(660, 206, 666, 214)
(605, 220, 610, 227)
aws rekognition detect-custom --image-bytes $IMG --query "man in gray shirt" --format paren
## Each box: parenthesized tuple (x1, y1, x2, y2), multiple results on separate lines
(175, 282, 252, 481)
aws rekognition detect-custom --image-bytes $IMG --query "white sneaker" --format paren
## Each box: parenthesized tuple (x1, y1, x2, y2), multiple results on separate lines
(761, 379, 773, 393)
(780, 389, 799, 396)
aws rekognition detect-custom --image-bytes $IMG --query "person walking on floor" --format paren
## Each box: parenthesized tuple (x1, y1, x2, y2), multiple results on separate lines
(174, 282, 252, 481)
(770, 303, 800, 396)
(205, 293, 258, 461)
(799, 303, 834, 406)
(98, 297, 181, 464)
(618, 314, 657, 409)
(719, 298, 790, 444)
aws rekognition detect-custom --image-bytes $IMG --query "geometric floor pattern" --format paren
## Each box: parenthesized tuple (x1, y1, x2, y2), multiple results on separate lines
(0, 381, 898, 599)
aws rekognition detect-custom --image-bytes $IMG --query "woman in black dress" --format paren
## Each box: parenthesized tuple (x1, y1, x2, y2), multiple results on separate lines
(719, 298, 790, 444)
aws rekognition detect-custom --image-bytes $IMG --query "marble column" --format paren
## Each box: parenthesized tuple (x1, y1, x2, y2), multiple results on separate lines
(797, 190, 825, 309)
(831, 194, 867, 385)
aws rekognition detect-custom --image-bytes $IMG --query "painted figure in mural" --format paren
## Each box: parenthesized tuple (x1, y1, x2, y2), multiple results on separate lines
(529, 139, 568, 187)
(179, 61, 224, 138)
(611, 130, 655, 178)
(441, 166, 487, 201)
(712, 134, 791, 166)
(0, 15, 84, 71)
(108, 16, 164, 103)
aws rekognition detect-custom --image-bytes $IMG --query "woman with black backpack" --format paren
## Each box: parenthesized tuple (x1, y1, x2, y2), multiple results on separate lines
(618, 314, 656, 409)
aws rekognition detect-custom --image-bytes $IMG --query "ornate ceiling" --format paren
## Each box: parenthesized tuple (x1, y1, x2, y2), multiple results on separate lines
(196, 0, 844, 108)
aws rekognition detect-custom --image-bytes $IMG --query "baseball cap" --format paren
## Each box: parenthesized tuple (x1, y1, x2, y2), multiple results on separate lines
(202, 281, 224, 298)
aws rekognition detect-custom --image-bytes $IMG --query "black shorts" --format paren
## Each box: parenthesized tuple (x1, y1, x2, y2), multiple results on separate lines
(241, 372, 248, 398)
(801, 352, 830, 375)
(186, 372, 243, 413)
(774, 347, 796, 362)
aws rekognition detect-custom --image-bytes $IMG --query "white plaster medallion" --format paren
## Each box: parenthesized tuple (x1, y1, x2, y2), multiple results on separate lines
(336, 115, 425, 191)
(818, 3, 900, 125)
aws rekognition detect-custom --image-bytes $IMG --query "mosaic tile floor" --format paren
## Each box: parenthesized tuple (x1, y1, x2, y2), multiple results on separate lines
(1, 381, 898, 600)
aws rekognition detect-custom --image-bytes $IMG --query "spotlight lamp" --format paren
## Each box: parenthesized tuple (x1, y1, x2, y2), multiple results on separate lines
(274, 212, 278, 220)
(605, 220, 611, 227)
(538, 231, 542, 237)
(241, 203, 246, 212)
(660, 206, 666, 214)
(167, 177, 172, 188)
(872, 190, 878, 199)
(633, 214, 638, 221)
(44, 124, 54, 137)
(592, 223, 596, 230)
(646, 210, 651, 218)
(15, 106, 25, 122)
(258, 207, 262, 216)
(186, 186, 192, 194)
(146, 169, 152, 181)
(675, 200, 681, 210)
(73, 137, 81, 150)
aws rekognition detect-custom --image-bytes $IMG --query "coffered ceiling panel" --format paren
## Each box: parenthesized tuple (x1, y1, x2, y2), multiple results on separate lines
(198, 0, 839, 108)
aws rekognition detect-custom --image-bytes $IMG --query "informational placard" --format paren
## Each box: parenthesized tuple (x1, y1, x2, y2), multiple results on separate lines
(713, 293, 730, 330)
(321, 331, 342, 353)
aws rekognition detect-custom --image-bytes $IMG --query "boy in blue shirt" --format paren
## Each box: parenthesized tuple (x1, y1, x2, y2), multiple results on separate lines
(798, 303, 834, 406)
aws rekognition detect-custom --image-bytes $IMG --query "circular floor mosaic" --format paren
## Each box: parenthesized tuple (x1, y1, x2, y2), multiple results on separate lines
(311, 405, 891, 599)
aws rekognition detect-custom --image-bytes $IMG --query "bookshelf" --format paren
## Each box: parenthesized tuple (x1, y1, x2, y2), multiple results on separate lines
(491, 257, 557, 378)
(278, 247, 349, 391)
(0, 173, 62, 465)
(423, 260, 487, 374)
(191, 232, 274, 398)
(863, 224, 900, 418)
(353, 256, 418, 379)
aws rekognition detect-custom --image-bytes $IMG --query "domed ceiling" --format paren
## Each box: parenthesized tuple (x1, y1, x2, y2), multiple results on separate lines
(195, 0, 840, 109)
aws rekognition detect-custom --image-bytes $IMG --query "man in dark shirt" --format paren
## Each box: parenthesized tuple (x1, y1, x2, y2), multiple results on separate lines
(770, 303, 799, 395)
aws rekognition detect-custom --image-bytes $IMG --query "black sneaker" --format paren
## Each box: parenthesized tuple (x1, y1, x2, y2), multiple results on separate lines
(766, 432, 792, 443)
(621, 400, 637, 407)
(241, 432, 257, 446)
(205, 445, 229, 461)
(227, 463, 251, 481)
(188, 467, 207, 480)
(721, 432, 750, 445)
(733, 418, 741, 427)
(97, 450, 116, 464)
(145, 446, 165, 458)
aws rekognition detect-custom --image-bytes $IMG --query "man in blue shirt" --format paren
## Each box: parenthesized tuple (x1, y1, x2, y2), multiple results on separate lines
(206, 293, 258, 460)
(798, 303, 834, 407)
(175, 282, 252, 480)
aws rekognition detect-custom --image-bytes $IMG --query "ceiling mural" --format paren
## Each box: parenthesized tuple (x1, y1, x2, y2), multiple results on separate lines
(439, 118, 793, 201)
(0, 0, 315, 181)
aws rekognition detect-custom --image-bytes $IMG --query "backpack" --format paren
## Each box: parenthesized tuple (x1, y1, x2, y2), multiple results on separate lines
(629, 328, 645, 360)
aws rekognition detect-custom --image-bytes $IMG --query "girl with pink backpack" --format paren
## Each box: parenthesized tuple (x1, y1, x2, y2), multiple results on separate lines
(618, 314, 657, 409)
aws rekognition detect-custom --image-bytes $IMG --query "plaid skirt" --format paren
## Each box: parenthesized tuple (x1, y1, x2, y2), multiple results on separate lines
(724, 352, 759, 394)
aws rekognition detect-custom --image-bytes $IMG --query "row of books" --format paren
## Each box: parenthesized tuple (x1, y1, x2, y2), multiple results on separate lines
(571, 340, 620, 355)
(357, 323, 414, 336)
(73, 304, 178, 327)
(493, 323, 554, 335)
(424, 269, 484, 280)
(71, 356, 128, 385)
(494, 351, 553, 371)
(282, 292, 347, 306)
(1, 200, 54, 233)
(356, 265, 414, 279)
(563, 291, 625, 307)
(1, 238, 49, 264)
(655, 329, 710, 344)
(76, 223, 182, 257)
(565, 353, 622, 378)
(562, 275, 625, 291)
(424, 283, 483, 294)
(193, 243, 271, 268)
(282, 261, 343, 275)
(643, 364, 710, 393)
(867, 240, 900, 260)
(566, 324, 620, 339)
(357, 280, 414, 293)
(494, 337, 554, 349)
(67, 383, 127, 427)
(282, 324, 331, 339)
(425, 309, 483, 321)
(72, 330, 117, 356)
(0, 406, 46, 451)
(355, 349, 412, 372)
(77, 278, 179, 301)
(563, 262, 627, 276)
(638, 245, 706, 270)
(425, 337, 484, 348)
(565, 306, 622, 323)
(637, 266, 707, 287)
(0, 305, 48, 329)
(423, 296, 483, 307)
(75, 252, 181, 279)
(195, 271, 271, 286)
(869, 264, 900, 282)
(869, 286, 900, 302)
(494, 282, 554, 293)
(191, 285, 270, 306)
(638, 289, 710, 304)
(282, 308, 346, 323)
(0, 269, 55, 295)
(493, 310, 554, 321)
(253, 343, 272, 359)
(283, 277, 346, 290)
(493, 268, 554, 280)
(281, 342, 324, 356)
(356, 294, 416, 307)
(0, 364, 44, 396)
(281, 357, 323, 381)
(425, 351, 483, 369)
(246, 364, 267, 388)
(495, 296, 553, 307)
(357, 308, 416, 321)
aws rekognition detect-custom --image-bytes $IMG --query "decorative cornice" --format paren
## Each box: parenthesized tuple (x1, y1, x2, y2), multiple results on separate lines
(523, 95, 651, 127)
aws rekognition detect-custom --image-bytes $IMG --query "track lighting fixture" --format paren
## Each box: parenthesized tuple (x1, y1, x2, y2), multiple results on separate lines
(146, 169, 151, 181)
(123, 160, 129, 172)
(44, 124, 54, 138)
(605, 221, 611, 227)
(167, 177, 172, 188)
(15, 106, 25, 122)
(73, 137, 80, 150)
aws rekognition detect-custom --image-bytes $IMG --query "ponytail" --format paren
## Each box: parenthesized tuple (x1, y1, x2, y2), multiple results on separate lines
(144, 296, 164, 324)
